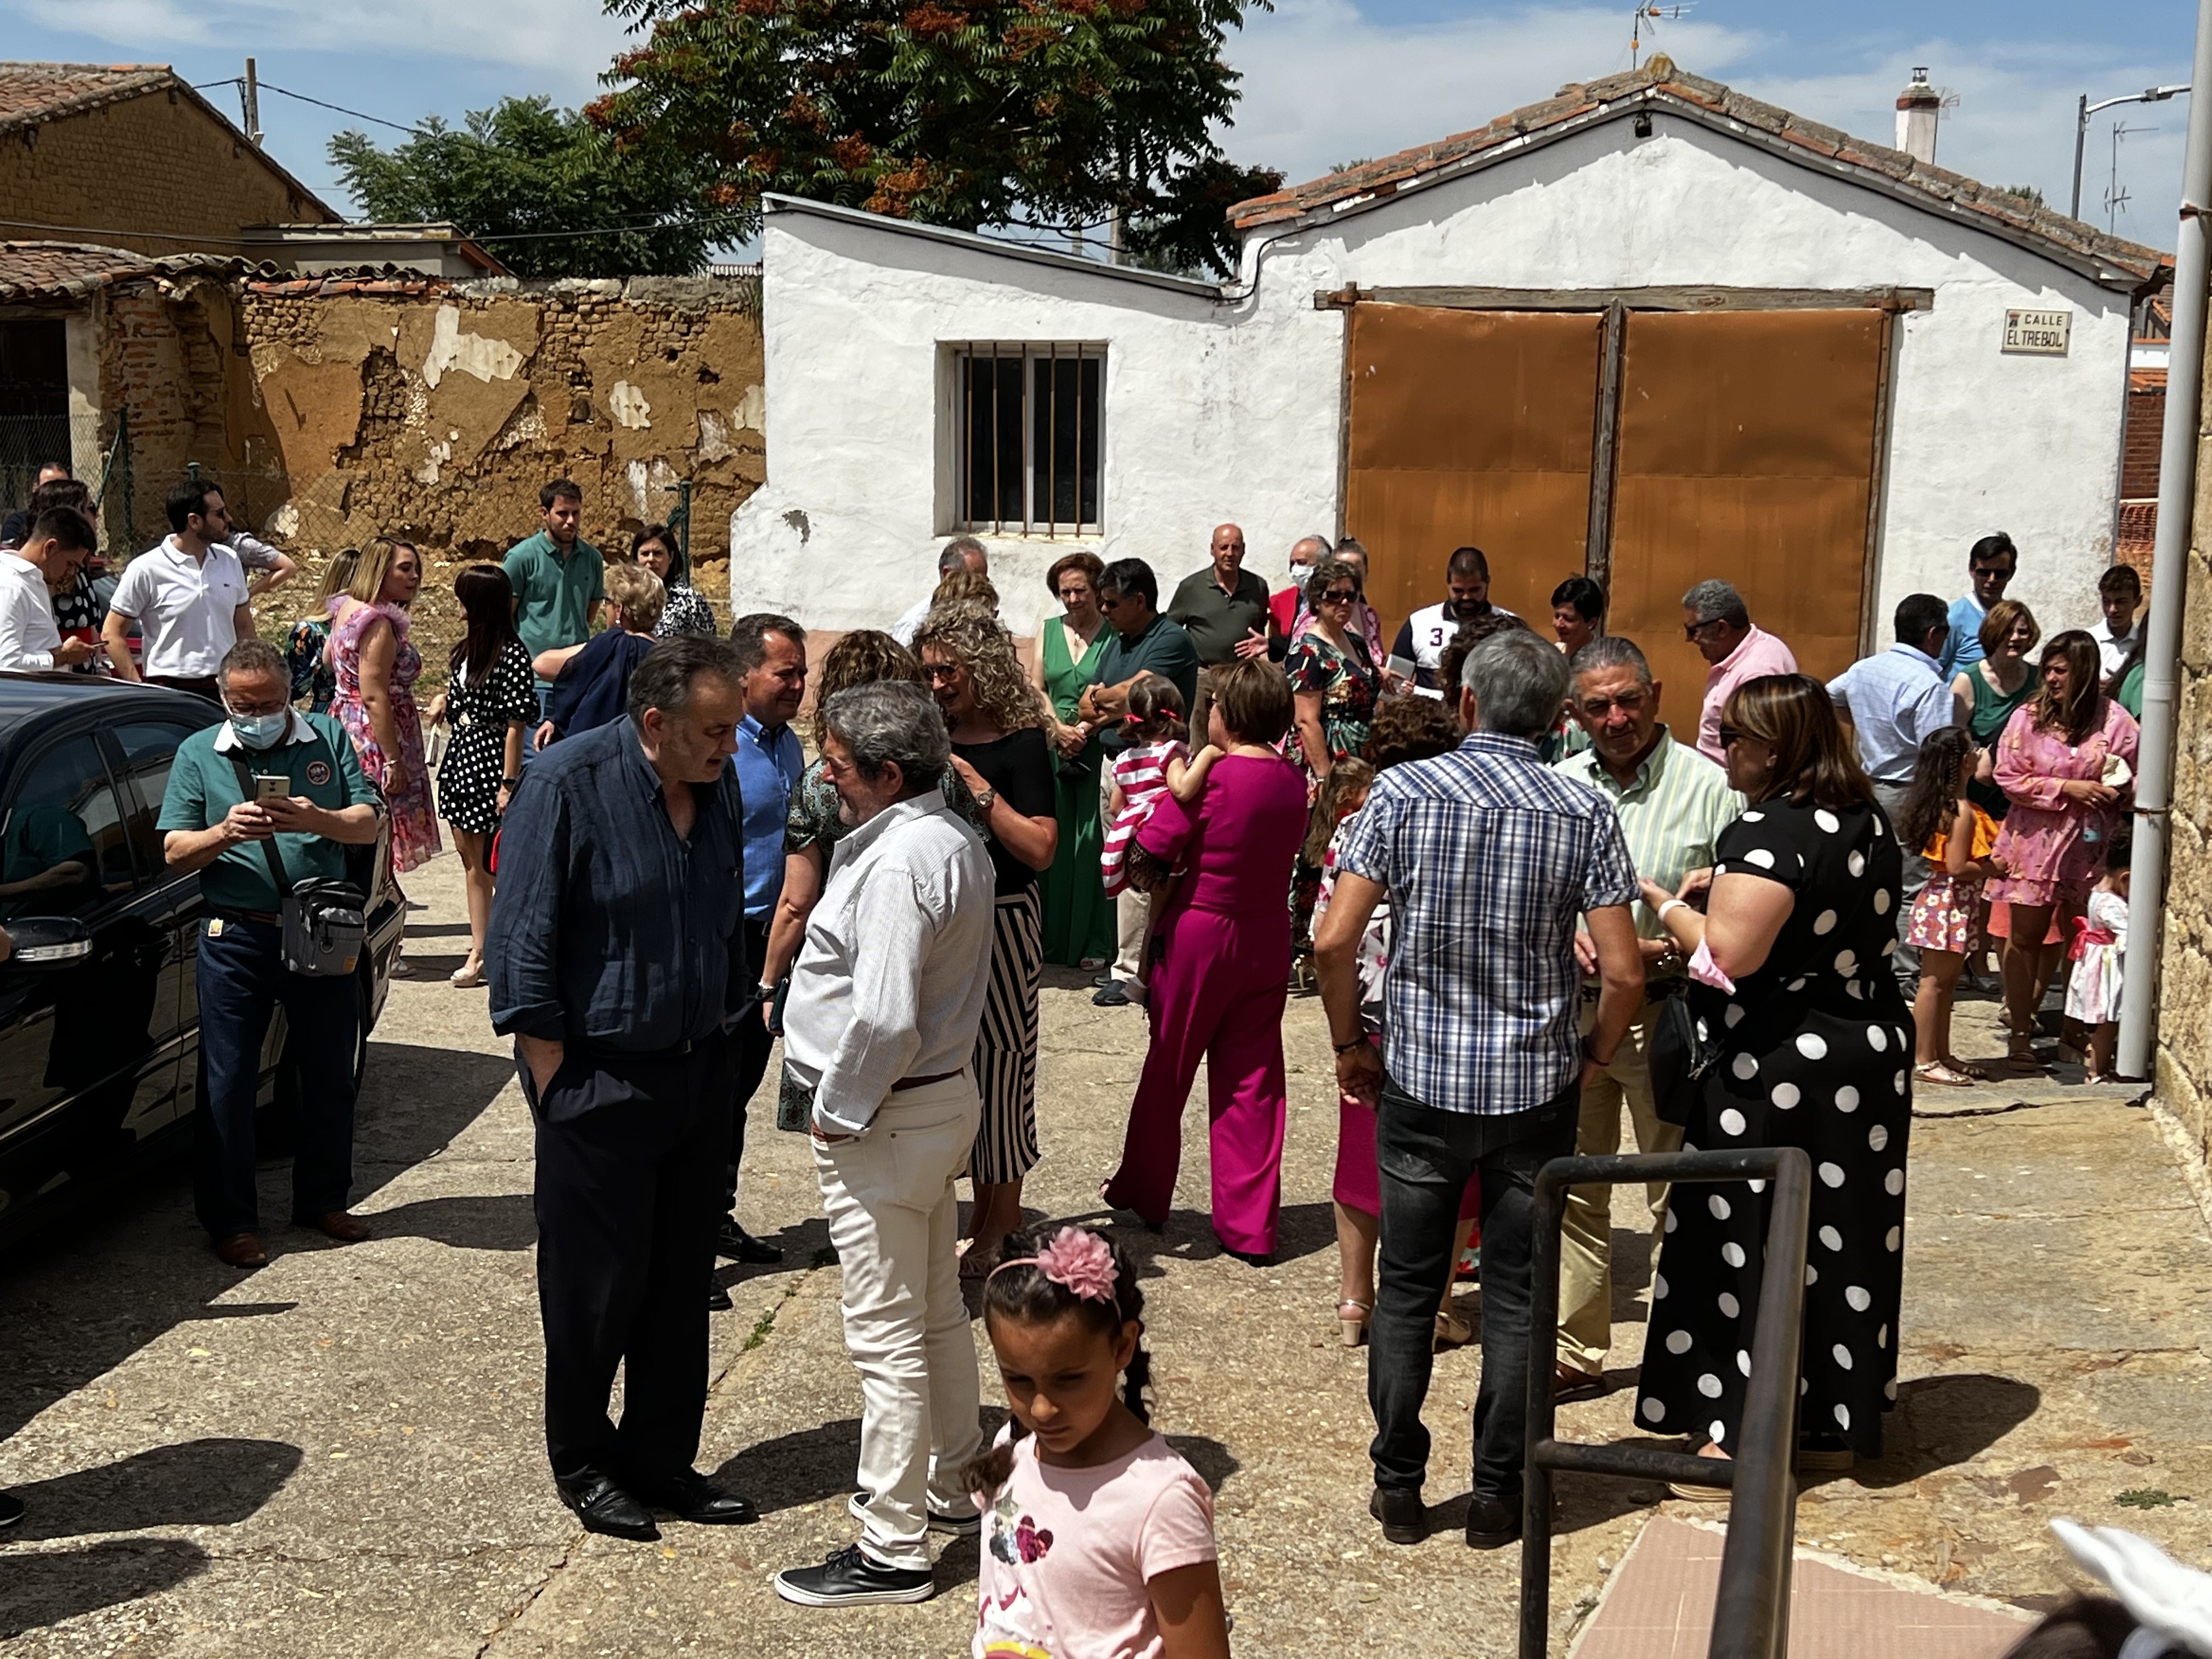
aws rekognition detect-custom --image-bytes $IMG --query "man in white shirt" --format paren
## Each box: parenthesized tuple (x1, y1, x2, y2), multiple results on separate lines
(1389, 545, 1517, 690)
(775, 680, 996, 1610)
(2090, 563, 2144, 678)
(103, 476, 256, 697)
(889, 535, 988, 646)
(0, 509, 99, 672)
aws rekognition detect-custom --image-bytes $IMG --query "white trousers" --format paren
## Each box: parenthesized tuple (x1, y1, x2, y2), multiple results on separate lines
(812, 1075, 984, 1569)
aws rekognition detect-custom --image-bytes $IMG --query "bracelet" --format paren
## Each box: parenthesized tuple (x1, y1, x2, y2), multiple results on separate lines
(1657, 898, 1688, 924)
(1333, 1036, 1367, 1055)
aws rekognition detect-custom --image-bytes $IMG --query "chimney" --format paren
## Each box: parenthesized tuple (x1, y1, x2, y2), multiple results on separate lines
(1895, 66, 1941, 165)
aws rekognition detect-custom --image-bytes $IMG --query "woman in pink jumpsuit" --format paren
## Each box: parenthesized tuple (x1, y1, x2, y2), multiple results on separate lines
(1102, 661, 1307, 1259)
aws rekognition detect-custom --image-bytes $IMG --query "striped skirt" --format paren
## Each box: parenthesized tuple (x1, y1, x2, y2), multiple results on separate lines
(972, 888, 1043, 1184)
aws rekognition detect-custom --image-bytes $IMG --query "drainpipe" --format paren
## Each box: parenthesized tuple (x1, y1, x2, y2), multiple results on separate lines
(2117, 0, 2212, 1081)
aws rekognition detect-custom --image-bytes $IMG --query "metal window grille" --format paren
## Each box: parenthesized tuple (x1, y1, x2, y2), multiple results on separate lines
(953, 344, 1104, 537)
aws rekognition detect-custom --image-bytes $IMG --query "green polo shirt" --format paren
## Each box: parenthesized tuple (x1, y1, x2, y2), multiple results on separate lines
(157, 712, 371, 914)
(1091, 613, 1200, 751)
(503, 530, 605, 685)
(1554, 727, 1743, 938)
(1167, 566, 1272, 665)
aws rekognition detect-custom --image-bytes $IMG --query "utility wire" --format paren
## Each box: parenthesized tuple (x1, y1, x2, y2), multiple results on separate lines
(194, 75, 427, 137)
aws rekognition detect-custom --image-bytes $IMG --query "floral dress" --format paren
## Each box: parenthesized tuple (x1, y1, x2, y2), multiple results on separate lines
(654, 582, 718, 639)
(329, 599, 440, 873)
(1988, 698, 2139, 913)
(1285, 630, 1380, 783)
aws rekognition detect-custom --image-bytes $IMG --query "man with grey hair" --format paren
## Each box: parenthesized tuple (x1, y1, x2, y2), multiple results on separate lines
(1681, 578, 1797, 765)
(1268, 531, 1333, 647)
(891, 536, 989, 646)
(775, 680, 996, 1608)
(1316, 630, 1643, 1553)
(1549, 635, 1740, 1402)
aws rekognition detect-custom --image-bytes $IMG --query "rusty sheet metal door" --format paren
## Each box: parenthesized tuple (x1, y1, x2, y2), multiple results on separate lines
(1607, 309, 1888, 713)
(1345, 306, 1604, 642)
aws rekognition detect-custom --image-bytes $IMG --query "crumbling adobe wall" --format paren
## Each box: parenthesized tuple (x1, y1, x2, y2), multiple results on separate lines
(236, 274, 764, 567)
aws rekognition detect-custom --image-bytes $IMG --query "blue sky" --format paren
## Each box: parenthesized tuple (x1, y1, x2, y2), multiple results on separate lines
(1, 0, 2200, 249)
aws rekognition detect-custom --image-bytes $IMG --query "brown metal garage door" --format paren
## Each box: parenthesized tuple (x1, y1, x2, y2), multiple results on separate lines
(1344, 305, 1604, 633)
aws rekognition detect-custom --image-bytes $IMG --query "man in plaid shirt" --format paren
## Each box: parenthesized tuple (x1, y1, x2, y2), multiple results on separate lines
(1316, 628, 1644, 1553)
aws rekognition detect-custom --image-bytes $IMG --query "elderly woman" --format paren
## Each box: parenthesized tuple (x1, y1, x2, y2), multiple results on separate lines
(914, 608, 1058, 1271)
(1552, 575, 1606, 659)
(539, 563, 664, 743)
(1640, 673, 1910, 1482)
(328, 537, 439, 873)
(1102, 658, 1309, 1260)
(631, 523, 718, 639)
(1288, 556, 1382, 784)
(1030, 550, 1116, 969)
(1987, 629, 2140, 1070)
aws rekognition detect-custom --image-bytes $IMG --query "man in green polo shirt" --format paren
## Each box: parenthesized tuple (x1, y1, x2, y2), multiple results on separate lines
(160, 638, 383, 1269)
(1550, 634, 1742, 1402)
(1167, 522, 1277, 736)
(505, 478, 607, 770)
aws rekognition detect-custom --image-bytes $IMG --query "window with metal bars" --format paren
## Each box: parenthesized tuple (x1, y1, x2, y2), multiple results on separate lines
(952, 344, 1104, 537)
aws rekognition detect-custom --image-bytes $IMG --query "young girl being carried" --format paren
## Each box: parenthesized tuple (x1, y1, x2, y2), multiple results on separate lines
(2066, 835, 2131, 1084)
(1900, 726, 2009, 1088)
(968, 1224, 1231, 1659)
(1099, 674, 1218, 898)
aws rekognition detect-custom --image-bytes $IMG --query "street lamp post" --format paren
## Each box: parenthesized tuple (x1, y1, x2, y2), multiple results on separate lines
(2075, 84, 2193, 220)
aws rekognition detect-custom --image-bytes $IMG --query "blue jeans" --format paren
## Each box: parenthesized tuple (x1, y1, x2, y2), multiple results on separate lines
(193, 918, 360, 1240)
(518, 687, 552, 778)
(1368, 1075, 1578, 1503)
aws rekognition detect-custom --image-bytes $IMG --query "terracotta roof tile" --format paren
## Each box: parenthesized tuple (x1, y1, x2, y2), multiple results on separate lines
(1228, 57, 2166, 284)
(0, 62, 172, 134)
(0, 240, 247, 301)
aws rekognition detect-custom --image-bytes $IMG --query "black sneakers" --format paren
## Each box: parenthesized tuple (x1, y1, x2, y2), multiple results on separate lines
(774, 1543, 936, 1607)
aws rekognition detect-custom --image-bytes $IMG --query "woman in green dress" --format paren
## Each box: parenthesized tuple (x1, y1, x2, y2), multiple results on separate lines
(1950, 597, 2039, 820)
(1031, 551, 1116, 968)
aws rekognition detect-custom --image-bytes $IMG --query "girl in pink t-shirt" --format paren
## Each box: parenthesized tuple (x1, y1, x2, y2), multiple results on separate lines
(967, 1225, 1229, 1659)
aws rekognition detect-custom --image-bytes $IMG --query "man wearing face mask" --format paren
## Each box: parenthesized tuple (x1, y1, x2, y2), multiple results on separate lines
(159, 639, 385, 1268)
(1268, 532, 1333, 648)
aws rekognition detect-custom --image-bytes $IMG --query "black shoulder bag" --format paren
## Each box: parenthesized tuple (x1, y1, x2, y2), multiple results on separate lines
(228, 749, 369, 977)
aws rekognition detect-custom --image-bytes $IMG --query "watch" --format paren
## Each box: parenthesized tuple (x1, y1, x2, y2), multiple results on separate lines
(974, 785, 998, 814)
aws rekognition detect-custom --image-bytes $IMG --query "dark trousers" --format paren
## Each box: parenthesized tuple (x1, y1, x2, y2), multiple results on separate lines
(528, 1031, 733, 1486)
(1871, 780, 1928, 992)
(1369, 1074, 1578, 1503)
(723, 916, 774, 1218)
(519, 687, 551, 778)
(193, 919, 360, 1240)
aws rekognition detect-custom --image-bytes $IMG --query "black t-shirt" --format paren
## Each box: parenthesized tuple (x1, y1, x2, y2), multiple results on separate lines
(954, 726, 1057, 895)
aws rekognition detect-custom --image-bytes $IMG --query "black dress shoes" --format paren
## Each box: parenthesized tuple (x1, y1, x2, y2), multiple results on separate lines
(707, 1280, 733, 1312)
(1369, 1486, 1425, 1545)
(716, 1221, 785, 1265)
(632, 1469, 759, 1525)
(1465, 1496, 1521, 1550)
(557, 1471, 658, 1541)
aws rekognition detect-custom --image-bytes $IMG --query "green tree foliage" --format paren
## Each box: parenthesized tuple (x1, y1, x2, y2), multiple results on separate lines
(588, 0, 1283, 276)
(328, 96, 720, 279)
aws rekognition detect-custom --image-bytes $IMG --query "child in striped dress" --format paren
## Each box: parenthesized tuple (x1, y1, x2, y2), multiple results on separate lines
(1099, 674, 1218, 897)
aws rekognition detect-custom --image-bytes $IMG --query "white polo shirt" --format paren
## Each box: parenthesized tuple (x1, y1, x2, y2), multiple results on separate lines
(1397, 600, 1520, 681)
(110, 537, 250, 680)
(0, 552, 60, 671)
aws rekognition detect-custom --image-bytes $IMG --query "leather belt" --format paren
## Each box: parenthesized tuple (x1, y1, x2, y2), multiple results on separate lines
(891, 1069, 961, 1092)
(213, 909, 281, 927)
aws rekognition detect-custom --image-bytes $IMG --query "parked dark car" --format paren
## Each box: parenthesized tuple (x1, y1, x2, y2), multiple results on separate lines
(0, 675, 406, 1248)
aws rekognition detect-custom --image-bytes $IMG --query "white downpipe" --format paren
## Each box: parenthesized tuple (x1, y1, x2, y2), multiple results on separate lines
(2118, 0, 2212, 1080)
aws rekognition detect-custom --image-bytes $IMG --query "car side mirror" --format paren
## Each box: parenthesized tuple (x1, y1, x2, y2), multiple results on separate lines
(3, 916, 93, 968)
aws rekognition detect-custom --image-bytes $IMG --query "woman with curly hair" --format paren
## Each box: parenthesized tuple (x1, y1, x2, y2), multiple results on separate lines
(915, 608, 1058, 1273)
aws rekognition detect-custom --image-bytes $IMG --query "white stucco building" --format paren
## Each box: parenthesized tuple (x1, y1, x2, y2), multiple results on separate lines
(730, 58, 2166, 692)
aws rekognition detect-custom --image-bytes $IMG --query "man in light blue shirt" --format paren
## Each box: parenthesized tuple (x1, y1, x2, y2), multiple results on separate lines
(720, 613, 809, 1280)
(1938, 532, 2017, 676)
(1830, 592, 1958, 991)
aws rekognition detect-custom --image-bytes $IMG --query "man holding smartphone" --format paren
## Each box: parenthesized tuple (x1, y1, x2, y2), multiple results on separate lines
(159, 639, 384, 1269)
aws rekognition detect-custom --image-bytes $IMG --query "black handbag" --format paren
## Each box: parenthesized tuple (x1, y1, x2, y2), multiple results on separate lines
(229, 751, 369, 978)
(1647, 990, 1723, 1128)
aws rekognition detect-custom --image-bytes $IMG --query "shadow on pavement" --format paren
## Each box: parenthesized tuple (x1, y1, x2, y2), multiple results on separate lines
(0, 1538, 211, 1637)
(1838, 1372, 2042, 1491)
(710, 1418, 862, 1517)
(370, 1192, 537, 1251)
(3, 1437, 303, 1542)
(1070, 1203, 1335, 1273)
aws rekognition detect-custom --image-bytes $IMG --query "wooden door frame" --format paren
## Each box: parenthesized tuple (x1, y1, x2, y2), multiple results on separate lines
(1328, 286, 1927, 656)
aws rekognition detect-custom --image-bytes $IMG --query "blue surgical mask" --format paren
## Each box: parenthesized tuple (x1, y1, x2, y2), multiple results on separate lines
(228, 710, 289, 751)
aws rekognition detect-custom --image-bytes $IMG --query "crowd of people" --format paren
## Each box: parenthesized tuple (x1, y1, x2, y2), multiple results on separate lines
(0, 465, 2164, 1649)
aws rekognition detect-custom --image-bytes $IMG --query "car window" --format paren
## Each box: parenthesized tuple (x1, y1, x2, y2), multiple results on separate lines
(0, 736, 126, 919)
(110, 720, 207, 888)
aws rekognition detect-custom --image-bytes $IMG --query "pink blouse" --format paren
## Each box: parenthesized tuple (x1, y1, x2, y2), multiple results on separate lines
(1987, 698, 2138, 910)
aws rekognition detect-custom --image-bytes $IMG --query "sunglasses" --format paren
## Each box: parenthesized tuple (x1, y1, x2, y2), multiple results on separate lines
(922, 662, 961, 683)
(1717, 724, 1745, 748)
(1684, 618, 1724, 641)
(1320, 588, 1360, 604)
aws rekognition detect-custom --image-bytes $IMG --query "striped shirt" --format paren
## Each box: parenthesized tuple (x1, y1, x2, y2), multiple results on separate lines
(1554, 728, 1743, 939)
(1335, 731, 1638, 1115)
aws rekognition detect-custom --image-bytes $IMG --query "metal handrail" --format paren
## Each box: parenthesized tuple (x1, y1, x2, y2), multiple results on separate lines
(1519, 1147, 1813, 1659)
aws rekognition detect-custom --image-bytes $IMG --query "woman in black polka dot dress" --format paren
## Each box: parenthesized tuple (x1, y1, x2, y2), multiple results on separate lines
(1638, 674, 1911, 1473)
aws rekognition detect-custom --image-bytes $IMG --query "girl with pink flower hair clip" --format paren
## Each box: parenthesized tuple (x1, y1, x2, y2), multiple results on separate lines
(962, 1224, 1231, 1658)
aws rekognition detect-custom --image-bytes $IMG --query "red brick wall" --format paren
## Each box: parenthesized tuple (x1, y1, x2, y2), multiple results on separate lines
(2124, 380, 2165, 501)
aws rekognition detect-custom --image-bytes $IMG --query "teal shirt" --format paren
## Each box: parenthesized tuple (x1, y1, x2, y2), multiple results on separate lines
(1091, 613, 1200, 751)
(503, 531, 606, 685)
(157, 712, 371, 913)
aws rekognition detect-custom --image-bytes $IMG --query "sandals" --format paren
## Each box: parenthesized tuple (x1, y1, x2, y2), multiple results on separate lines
(1914, 1060, 1973, 1089)
(449, 960, 486, 989)
(957, 1239, 998, 1282)
(2007, 1035, 2047, 1073)
(1336, 1299, 1372, 1348)
(1433, 1306, 1474, 1351)
(1943, 1055, 1989, 1081)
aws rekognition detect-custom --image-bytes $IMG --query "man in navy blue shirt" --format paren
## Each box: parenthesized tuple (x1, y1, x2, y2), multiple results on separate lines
(488, 634, 760, 1543)
(719, 613, 808, 1280)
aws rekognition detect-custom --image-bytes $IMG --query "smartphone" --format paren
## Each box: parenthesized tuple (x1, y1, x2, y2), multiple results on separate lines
(253, 775, 288, 802)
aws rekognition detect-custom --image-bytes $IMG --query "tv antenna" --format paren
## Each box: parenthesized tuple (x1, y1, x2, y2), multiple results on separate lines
(1630, 3, 1691, 70)
(2108, 120, 2158, 230)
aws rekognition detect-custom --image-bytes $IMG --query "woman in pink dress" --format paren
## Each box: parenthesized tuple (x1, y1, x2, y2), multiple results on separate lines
(1988, 629, 2137, 1069)
(1102, 659, 1308, 1261)
(329, 537, 441, 874)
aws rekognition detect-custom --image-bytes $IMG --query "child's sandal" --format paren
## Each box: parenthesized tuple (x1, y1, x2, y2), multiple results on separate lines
(1914, 1060, 1973, 1088)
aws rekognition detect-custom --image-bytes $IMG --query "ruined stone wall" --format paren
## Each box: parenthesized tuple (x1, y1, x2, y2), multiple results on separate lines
(236, 275, 765, 571)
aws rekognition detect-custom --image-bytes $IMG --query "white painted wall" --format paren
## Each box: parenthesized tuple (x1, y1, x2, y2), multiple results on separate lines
(735, 111, 2140, 644)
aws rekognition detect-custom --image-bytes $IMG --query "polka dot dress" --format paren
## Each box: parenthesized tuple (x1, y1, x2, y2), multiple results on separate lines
(1637, 796, 1911, 1460)
(436, 641, 538, 834)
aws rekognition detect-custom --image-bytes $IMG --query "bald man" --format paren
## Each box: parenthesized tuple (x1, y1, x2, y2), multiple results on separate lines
(1168, 522, 1277, 735)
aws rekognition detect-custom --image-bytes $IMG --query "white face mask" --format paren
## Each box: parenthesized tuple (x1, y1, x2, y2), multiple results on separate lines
(1289, 563, 1314, 592)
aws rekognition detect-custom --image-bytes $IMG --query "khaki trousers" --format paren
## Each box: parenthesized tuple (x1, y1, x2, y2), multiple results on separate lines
(1558, 998, 1681, 1378)
(1100, 763, 1150, 983)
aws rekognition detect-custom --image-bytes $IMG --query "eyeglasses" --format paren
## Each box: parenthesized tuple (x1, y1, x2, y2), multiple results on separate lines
(921, 663, 961, 683)
(1684, 618, 1725, 642)
(1717, 724, 1745, 747)
(1320, 588, 1360, 605)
